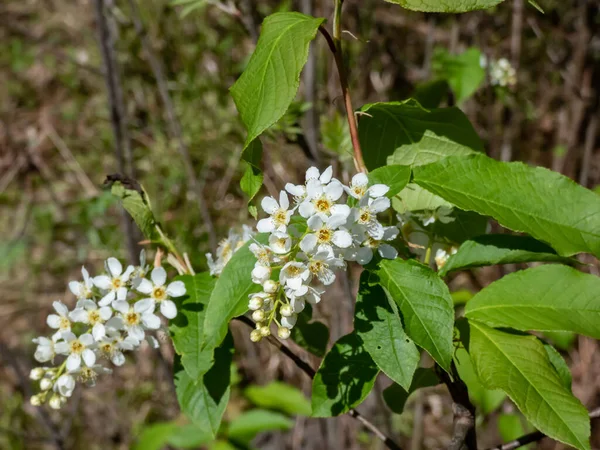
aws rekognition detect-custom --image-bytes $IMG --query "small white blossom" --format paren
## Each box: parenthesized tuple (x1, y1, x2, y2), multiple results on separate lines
(33, 337, 55, 363)
(257, 191, 294, 233)
(269, 231, 292, 255)
(300, 214, 353, 254)
(280, 261, 311, 290)
(135, 267, 184, 319)
(299, 179, 347, 218)
(55, 374, 76, 398)
(302, 248, 345, 285)
(55, 332, 96, 372)
(94, 257, 135, 306)
(352, 195, 391, 240)
(68, 267, 94, 301)
(251, 264, 271, 284)
(46, 301, 72, 340)
(69, 299, 113, 341)
(113, 299, 161, 341)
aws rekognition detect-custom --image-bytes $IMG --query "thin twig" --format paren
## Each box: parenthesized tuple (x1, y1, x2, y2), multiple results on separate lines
(125, 0, 218, 251)
(234, 316, 402, 450)
(94, 0, 139, 263)
(319, 4, 366, 173)
(486, 407, 600, 450)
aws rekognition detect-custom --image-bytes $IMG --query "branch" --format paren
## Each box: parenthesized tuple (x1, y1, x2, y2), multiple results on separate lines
(486, 407, 600, 450)
(234, 316, 402, 450)
(125, 0, 218, 252)
(318, 4, 366, 173)
(93, 0, 140, 263)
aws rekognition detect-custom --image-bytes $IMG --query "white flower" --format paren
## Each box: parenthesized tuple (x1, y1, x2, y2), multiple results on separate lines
(303, 248, 345, 285)
(279, 262, 311, 290)
(251, 264, 271, 284)
(113, 299, 161, 341)
(69, 300, 113, 341)
(249, 242, 274, 266)
(269, 231, 292, 255)
(418, 206, 455, 226)
(207, 227, 252, 276)
(55, 374, 76, 398)
(299, 179, 347, 218)
(46, 301, 72, 340)
(344, 173, 390, 200)
(98, 330, 139, 366)
(69, 364, 112, 386)
(352, 195, 391, 240)
(55, 332, 96, 372)
(94, 257, 135, 306)
(68, 267, 94, 301)
(135, 267, 185, 319)
(435, 247, 457, 269)
(257, 191, 294, 233)
(285, 166, 334, 205)
(353, 226, 399, 265)
(286, 284, 323, 306)
(33, 337, 55, 363)
(280, 314, 297, 329)
(300, 214, 353, 254)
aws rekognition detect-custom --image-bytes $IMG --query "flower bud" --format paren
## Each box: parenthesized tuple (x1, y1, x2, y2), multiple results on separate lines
(30, 368, 45, 380)
(248, 296, 263, 311)
(250, 329, 262, 342)
(48, 395, 62, 410)
(280, 304, 293, 317)
(259, 326, 271, 337)
(252, 309, 265, 322)
(263, 280, 279, 294)
(40, 378, 53, 391)
(277, 327, 291, 339)
(30, 395, 42, 406)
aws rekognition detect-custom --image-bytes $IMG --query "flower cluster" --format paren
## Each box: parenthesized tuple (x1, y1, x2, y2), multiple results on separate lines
(246, 167, 396, 342)
(206, 225, 254, 276)
(30, 252, 185, 409)
(481, 55, 517, 88)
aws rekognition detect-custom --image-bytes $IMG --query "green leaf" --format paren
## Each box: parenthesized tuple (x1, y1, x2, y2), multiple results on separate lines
(240, 139, 264, 218)
(376, 259, 454, 371)
(528, 0, 544, 13)
(230, 12, 325, 147)
(498, 414, 531, 450)
(544, 331, 577, 351)
(202, 235, 267, 350)
(469, 321, 590, 450)
(544, 344, 572, 391)
(358, 100, 483, 171)
(413, 154, 600, 257)
(413, 79, 449, 109)
(439, 234, 573, 276)
(290, 304, 329, 357)
(382, 368, 439, 414)
(311, 332, 379, 417)
(228, 410, 293, 443)
(105, 176, 159, 241)
(385, 0, 505, 13)
(454, 347, 506, 414)
(245, 381, 312, 416)
(432, 47, 485, 103)
(169, 273, 216, 380)
(133, 422, 213, 450)
(393, 183, 452, 214)
(354, 272, 419, 390)
(367, 165, 412, 198)
(465, 264, 600, 339)
(175, 332, 234, 437)
(429, 209, 489, 245)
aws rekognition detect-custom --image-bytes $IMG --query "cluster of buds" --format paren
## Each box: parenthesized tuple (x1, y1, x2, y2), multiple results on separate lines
(245, 166, 397, 342)
(30, 252, 185, 408)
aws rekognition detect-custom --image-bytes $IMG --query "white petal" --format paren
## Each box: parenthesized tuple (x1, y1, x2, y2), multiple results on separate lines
(285, 183, 304, 196)
(106, 257, 123, 277)
(133, 279, 152, 295)
(54, 342, 69, 354)
(261, 196, 279, 214)
(142, 313, 161, 329)
(382, 226, 399, 241)
(330, 204, 350, 218)
(307, 215, 323, 231)
(327, 214, 347, 229)
(281, 315, 297, 328)
(356, 247, 374, 265)
(306, 179, 323, 199)
(121, 265, 135, 282)
(69, 281, 82, 297)
(112, 352, 126, 366)
(286, 277, 304, 290)
(98, 291, 115, 307)
(35, 346, 53, 362)
(320, 166, 333, 183)
(298, 201, 315, 218)
(113, 300, 130, 315)
(368, 184, 389, 198)
(370, 196, 391, 214)
(257, 218, 275, 233)
(105, 316, 124, 331)
(66, 353, 81, 371)
(82, 348, 96, 367)
(379, 244, 398, 260)
(367, 221, 385, 240)
(324, 181, 343, 201)
(290, 297, 305, 313)
(300, 234, 318, 253)
(332, 230, 353, 248)
(79, 333, 94, 346)
(92, 323, 106, 341)
(352, 173, 368, 187)
(279, 191, 289, 210)
(99, 306, 113, 320)
(160, 300, 177, 319)
(46, 314, 61, 329)
(62, 331, 77, 342)
(166, 281, 186, 297)
(116, 287, 128, 301)
(69, 309, 88, 323)
(151, 267, 167, 287)
(306, 166, 320, 180)
(122, 336, 139, 350)
(129, 325, 145, 341)
(82, 267, 91, 284)
(134, 299, 154, 313)
(318, 268, 336, 286)
(93, 275, 112, 290)
(53, 301, 69, 317)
